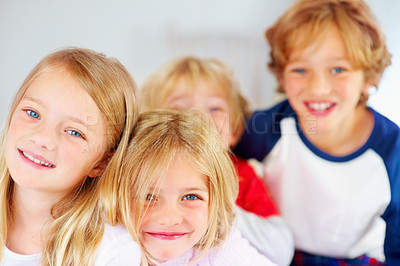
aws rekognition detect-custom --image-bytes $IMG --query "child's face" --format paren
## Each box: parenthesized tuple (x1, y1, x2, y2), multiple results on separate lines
(5, 68, 107, 198)
(163, 78, 233, 147)
(139, 156, 209, 262)
(281, 23, 371, 134)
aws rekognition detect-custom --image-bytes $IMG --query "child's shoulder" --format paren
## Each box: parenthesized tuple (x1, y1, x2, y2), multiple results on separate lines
(253, 99, 294, 119)
(102, 223, 132, 239)
(249, 99, 295, 135)
(370, 107, 400, 135)
(370, 107, 400, 148)
(94, 223, 141, 265)
(367, 107, 400, 159)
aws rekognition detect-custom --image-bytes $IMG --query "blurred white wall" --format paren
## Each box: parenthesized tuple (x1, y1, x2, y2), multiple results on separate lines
(0, 0, 399, 127)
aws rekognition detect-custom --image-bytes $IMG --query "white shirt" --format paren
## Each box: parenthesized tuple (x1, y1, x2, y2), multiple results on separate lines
(1, 223, 141, 266)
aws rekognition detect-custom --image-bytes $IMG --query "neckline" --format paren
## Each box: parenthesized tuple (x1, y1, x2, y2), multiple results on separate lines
(294, 107, 376, 162)
(4, 246, 42, 260)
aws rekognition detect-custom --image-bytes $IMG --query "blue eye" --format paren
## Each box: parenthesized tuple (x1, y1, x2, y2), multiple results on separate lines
(332, 67, 345, 74)
(26, 110, 40, 119)
(183, 194, 199, 201)
(294, 68, 306, 74)
(66, 130, 82, 138)
(209, 107, 221, 112)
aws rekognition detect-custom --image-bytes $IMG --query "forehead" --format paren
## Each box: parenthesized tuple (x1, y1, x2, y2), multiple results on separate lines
(155, 155, 209, 191)
(164, 77, 229, 102)
(22, 68, 104, 125)
(288, 22, 347, 60)
(171, 76, 227, 95)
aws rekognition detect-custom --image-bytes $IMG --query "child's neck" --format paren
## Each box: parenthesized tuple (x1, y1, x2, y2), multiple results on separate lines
(6, 186, 60, 255)
(304, 107, 374, 156)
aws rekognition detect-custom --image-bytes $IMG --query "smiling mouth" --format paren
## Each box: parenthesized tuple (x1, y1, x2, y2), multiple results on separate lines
(306, 102, 335, 112)
(147, 232, 188, 240)
(21, 151, 55, 168)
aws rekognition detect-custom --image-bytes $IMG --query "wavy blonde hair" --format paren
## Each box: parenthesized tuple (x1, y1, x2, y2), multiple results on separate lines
(0, 47, 139, 265)
(266, 0, 392, 104)
(118, 109, 238, 265)
(141, 56, 251, 142)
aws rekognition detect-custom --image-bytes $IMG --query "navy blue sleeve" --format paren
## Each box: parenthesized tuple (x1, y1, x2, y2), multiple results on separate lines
(371, 111, 400, 265)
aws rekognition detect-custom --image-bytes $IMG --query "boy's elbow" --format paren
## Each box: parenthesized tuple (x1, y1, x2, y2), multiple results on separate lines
(236, 208, 295, 265)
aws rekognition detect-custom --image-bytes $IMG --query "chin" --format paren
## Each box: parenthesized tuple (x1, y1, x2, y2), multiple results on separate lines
(151, 249, 183, 262)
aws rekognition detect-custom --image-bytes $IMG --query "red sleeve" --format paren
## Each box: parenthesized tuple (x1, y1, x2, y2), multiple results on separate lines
(232, 155, 279, 218)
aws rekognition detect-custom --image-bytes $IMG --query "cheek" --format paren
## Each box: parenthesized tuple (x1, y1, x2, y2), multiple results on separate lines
(336, 78, 363, 100)
(282, 77, 303, 94)
(188, 205, 209, 233)
(61, 142, 103, 180)
(211, 113, 231, 144)
(7, 115, 25, 139)
(5, 117, 27, 158)
(139, 210, 152, 230)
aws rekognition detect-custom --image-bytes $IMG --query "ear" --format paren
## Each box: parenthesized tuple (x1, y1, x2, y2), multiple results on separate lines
(364, 74, 381, 93)
(277, 73, 285, 93)
(361, 79, 377, 99)
(87, 153, 112, 178)
(358, 77, 378, 105)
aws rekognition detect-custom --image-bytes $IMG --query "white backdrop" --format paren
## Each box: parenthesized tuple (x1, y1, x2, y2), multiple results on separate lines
(0, 0, 399, 127)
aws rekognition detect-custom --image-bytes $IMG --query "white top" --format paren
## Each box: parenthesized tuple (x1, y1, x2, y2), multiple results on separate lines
(1, 248, 41, 266)
(1, 223, 141, 266)
(160, 226, 276, 266)
(235, 100, 400, 263)
(236, 208, 294, 265)
(264, 117, 389, 260)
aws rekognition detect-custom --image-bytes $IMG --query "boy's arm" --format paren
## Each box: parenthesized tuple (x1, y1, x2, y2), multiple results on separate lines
(384, 212, 400, 265)
(234, 156, 279, 217)
(233, 155, 294, 265)
(236, 207, 294, 266)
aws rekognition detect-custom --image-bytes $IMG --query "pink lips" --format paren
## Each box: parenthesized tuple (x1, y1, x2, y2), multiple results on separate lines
(147, 232, 188, 240)
(18, 149, 55, 169)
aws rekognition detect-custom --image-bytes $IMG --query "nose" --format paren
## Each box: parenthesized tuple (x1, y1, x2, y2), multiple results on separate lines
(29, 123, 57, 151)
(308, 71, 331, 96)
(155, 204, 183, 227)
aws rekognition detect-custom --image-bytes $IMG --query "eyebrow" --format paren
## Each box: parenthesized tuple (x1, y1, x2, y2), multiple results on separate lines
(148, 186, 208, 193)
(21, 95, 94, 131)
(22, 95, 44, 106)
(182, 187, 208, 193)
(165, 94, 191, 103)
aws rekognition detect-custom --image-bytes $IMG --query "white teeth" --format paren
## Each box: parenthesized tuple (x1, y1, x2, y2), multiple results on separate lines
(308, 102, 333, 111)
(22, 151, 53, 167)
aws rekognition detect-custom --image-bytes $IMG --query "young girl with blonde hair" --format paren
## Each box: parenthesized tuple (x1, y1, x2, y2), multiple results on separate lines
(141, 56, 294, 265)
(119, 109, 275, 265)
(0, 47, 141, 265)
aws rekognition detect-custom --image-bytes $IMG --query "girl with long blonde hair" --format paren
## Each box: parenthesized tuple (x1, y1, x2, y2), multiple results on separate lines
(0, 47, 141, 265)
(141, 56, 294, 265)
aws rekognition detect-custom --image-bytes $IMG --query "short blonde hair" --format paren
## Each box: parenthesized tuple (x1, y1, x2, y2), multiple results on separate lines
(266, 0, 392, 104)
(0, 47, 139, 265)
(141, 56, 251, 139)
(119, 109, 238, 264)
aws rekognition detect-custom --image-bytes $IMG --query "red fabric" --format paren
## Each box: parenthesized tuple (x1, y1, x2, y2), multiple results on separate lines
(232, 155, 279, 218)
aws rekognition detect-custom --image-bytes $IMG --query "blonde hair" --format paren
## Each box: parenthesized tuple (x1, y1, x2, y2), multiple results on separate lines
(141, 56, 251, 140)
(0, 47, 139, 265)
(118, 109, 238, 265)
(266, 0, 392, 104)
